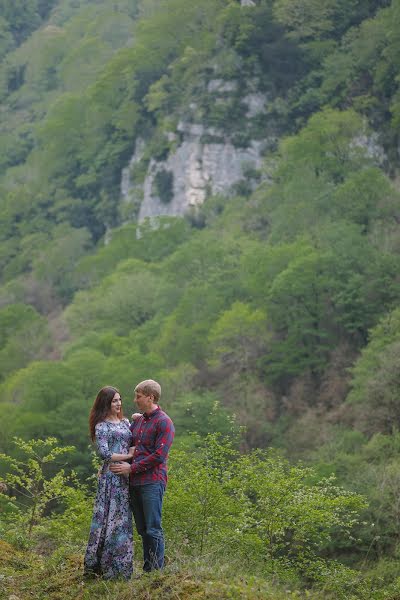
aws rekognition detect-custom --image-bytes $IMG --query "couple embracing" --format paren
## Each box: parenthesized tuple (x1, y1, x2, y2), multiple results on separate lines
(83, 379, 175, 580)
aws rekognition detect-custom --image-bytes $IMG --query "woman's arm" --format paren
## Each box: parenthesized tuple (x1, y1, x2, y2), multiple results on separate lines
(95, 423, 134, 462)
(109, 447, 135, 462)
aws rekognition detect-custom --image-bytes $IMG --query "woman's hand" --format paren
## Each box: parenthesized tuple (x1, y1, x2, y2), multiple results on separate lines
(128, 446, 136, 458)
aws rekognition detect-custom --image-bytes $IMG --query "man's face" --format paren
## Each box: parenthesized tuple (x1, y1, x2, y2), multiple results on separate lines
(134, 390, 153, 413)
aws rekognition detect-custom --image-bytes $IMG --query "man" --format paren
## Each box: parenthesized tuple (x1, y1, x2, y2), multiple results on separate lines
(110, 379, 175, 572)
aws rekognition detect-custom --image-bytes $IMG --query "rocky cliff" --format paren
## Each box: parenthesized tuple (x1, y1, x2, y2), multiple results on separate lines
(120, 81, 272, 222)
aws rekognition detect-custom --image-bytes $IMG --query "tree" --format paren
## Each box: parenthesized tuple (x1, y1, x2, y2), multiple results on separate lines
(65, 259, 163, 336)
(32, 224, 92, 302)
(37, 93, 88, 185)
(169, 392, 238, 440)
(0, 16, 14, 61)
(277, 108, 371, 185)
(165, 434, 366, 584)
(0, 0, 40, 44)
(331, 167, 396, 231)
(0, 303, 51, 379)
(208, 301, 269, 374)
(59, 37, 113, 93)
(265, 248, 334, 379)
(0, 437, 75, 537)
(0, 360, 82, 442)
(347, 307, 400, 435)
(274, 0, 336, 41)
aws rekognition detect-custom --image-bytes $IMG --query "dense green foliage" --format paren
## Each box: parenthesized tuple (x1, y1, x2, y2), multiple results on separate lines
(1, 0, 400, 597)
(0, 436, 378, 599)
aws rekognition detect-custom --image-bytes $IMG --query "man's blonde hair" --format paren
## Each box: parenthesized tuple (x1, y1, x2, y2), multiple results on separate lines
(135, 379, 161, 402)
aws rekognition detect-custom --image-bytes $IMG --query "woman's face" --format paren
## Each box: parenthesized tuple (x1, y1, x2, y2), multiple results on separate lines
(108, 392, 122, 419)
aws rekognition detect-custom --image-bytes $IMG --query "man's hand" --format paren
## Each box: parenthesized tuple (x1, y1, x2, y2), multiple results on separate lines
(109, 461, 131, 476)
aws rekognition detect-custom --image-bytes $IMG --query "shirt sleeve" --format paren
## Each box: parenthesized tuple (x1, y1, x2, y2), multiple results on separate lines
(95, 422, 112, 461)
(131, 417, 175, 474)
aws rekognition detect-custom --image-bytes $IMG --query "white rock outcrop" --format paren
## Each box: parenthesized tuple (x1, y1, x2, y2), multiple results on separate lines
(120, 127, 267, 222)
(137, 137, 264, 221)
(120, 86, 270, 222)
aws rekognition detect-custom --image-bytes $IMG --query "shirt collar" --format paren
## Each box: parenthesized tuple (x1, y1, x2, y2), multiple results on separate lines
(143, 405, 161, 420)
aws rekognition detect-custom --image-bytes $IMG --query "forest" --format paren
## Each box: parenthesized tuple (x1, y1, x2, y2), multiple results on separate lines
(0, 0, 400, 598)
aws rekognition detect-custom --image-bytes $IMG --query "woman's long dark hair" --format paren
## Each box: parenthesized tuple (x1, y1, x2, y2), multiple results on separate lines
(89, 386, 124, 441)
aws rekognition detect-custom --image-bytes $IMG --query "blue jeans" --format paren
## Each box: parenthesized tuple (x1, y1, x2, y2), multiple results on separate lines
(130, 483, 165, 572)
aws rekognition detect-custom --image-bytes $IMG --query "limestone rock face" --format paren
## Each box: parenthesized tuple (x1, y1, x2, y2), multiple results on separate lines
(120, 82, 271, 222)
(136, 137, 265, 221)
(121, 126, 269, 222)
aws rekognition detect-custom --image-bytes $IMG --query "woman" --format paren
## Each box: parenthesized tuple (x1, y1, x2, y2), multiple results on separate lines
(83, 386, 134, 579)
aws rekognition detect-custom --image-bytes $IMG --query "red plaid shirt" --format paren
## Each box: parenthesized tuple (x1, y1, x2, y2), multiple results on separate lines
(129, 406, 175, 486)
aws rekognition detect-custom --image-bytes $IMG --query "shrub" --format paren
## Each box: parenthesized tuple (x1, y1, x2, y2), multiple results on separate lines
(153, 169, 174, 204)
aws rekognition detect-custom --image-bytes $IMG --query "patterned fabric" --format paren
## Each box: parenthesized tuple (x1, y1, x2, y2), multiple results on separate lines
(130, 406, 175, 486)
(84, 419, 133, 579)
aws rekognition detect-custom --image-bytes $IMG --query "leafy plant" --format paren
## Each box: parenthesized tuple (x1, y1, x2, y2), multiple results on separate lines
(153, 169, 174, 204)
(0, 437, 76, 539)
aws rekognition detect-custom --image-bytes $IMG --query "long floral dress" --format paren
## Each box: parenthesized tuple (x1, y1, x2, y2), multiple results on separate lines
(84, 419, 133, 579)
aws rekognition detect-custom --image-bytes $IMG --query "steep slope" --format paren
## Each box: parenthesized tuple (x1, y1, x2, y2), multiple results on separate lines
(0, 2, 400, 595)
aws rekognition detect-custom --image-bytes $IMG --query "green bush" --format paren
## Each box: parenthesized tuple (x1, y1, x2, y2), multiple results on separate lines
(153, 169, 174, 204)
(164, 433, 366, 587)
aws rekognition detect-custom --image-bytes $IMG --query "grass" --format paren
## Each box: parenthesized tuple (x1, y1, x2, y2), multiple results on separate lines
(3, 536, 399, 600)
(0, 539, 322, 600)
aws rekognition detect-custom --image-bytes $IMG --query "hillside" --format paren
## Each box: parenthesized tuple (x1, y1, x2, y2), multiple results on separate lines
(0, 1, 400, 598)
